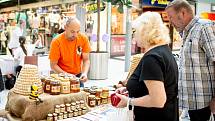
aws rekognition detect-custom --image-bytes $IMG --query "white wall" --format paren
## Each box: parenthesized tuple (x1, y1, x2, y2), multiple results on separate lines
(196, 2, 211, 17)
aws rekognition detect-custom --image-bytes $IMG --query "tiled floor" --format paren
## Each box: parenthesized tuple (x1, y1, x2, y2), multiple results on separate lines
(0, 56, 189, 121)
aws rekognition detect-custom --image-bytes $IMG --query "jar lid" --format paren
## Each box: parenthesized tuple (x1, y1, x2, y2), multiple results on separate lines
(78, 108, 82, 111)
(60, 104, 65, 107)
(59, 113, 63, 115)
(64, 112, 67, 114)
(102, 87, 109, 91)
(47, 113, 53, 116)
(53, 113, 57, 116)
(96, 97, 101, 100)
(96, 89, 102, 92)
(55, 105, 60, 108)
(89, 95, 95, 98)
(80, 100, 84, 103)
(71, 102, 76, 105)
(76, 101, 80, 104)
(82, 107, 87, 110)
(66, 104, 71, 106)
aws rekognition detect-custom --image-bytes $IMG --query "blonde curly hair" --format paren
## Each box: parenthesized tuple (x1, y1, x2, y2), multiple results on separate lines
(132, 12, 170, 48)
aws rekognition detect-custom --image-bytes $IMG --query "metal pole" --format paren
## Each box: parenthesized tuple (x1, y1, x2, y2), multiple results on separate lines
(106, 2, 111, 57)
(97, 0, 100, 52)
(125, 7, 132, 72)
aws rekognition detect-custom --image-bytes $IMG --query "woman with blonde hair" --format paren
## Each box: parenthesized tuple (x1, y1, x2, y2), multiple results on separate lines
(115, 12, 179, 121)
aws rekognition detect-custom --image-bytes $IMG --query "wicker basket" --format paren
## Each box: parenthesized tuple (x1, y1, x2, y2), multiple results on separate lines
(12, 64, 43, 95)
(127, 54, 144, 79)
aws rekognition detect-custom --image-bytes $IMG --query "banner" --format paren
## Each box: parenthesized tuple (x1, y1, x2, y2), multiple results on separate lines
(142, 0, 173, 7)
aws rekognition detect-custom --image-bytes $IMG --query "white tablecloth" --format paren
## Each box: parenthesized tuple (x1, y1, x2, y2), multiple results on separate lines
(0, 55, 17, 75)
(0, 55, 51, 76)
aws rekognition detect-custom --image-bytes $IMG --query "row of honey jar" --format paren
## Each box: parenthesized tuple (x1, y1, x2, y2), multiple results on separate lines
(47, 107, 87, 121)
(41, 77, 80, 95)
(87, 94, 109, 107)
(84, 87, 109, 98)
(47, 100, 87, 121)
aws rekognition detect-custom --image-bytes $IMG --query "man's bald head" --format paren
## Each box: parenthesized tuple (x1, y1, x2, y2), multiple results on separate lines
(64, 17, 81, 41)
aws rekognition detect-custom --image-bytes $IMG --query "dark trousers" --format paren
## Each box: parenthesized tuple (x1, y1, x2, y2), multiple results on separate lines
(188, 106, 214, 121)
(76, 73, 84, 87)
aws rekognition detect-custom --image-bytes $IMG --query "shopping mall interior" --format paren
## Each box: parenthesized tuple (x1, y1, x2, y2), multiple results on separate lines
(0, 0, 215, 121)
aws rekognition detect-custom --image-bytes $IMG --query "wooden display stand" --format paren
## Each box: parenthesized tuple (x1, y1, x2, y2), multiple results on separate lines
(4, 90, 89, 121)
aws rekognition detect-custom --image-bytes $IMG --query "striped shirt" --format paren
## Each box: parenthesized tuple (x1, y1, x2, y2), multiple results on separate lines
(178, 17, 215, 110)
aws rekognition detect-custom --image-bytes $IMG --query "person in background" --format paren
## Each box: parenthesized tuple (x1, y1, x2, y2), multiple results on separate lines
(165, 0, 215, 121)
(49, 17, 91, 87)
(14, 36, 40, 75)
(115, 12, 178, 121)
(8, 19, 25, 56)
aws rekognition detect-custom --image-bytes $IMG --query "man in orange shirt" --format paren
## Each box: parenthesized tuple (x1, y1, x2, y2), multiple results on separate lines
(49, 17, 91, 87)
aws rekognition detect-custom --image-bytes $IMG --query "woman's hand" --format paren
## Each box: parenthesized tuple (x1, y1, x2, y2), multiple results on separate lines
(115, 87, 127, 94)
(115, 93, 129, 108)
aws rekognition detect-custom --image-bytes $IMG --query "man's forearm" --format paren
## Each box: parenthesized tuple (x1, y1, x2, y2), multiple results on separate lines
(51, 64, 65, 74)
(82, 60, 90, 75)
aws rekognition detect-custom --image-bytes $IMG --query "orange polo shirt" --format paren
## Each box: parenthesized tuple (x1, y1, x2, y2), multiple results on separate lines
(49, 33, 91, 74)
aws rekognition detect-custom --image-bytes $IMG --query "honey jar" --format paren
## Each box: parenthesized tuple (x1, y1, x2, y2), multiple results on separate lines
(101, 96, 108, 104)
(50, 80, 61, 95)
(70, 78, 80, 93)
(60, 78, 70, 94)
(68, 110, 73, 118)
(73, 109, 78, 117)
(80, 100, 85, 108)
(95, 89, 102, 97)
(78, 108, 82, 116)
(88, 95, 96, 107)
(76, 101, 80, 109)
(90, 89, 96, 95)
(60, 104, 66, 113)
(58, 113, 63, 120)
(66, 103, 71, 112)
(71, 102, 76, 111)
(63, 112, 68, 119)
(83, 87, 90, 92)
(44, 78, 51, 93)
(82, 107, 87, 115)
(54, 105, 60, 113)
(46, 113, 53, 121)
(96, 97, 101, 106)
(102, 87, 109, 98)
(53, 113, 58, 121)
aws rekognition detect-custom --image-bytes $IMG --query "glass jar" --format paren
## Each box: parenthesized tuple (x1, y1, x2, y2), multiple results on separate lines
(96, 97, 101, 106)
(73, 109, 78, 117)
(40, 76, 46, 92)
(68, 110, 73, 118)
(80, 100, 85, 109)
(60, 78, 70, 94)
(83, 87, 90, 92)
(46, 113, 53, 121)
(70, 78, 80, 93)
(101, 96, 108, 104)
(78, 108, 82, 116)
(96, 89, 102, 97)
(54, 105, 60, 114)
(53, 113, 58, 121)
(50, 80, 61, 95)
(76, 101, 80, 109)
(63, 112, 68, 119)
(44, 78, 51, 93)
(71, 102, 76, 111)
(66, 103, 71, 112)
(58, 113, 63, 120)
(102, 87, 109, 98)
(82, 107, 87, 115)
(90, 89, 96, 95)
(86, 92, 90, 103)
(88, 95, 96, 107)
(60, 104, 66, 113)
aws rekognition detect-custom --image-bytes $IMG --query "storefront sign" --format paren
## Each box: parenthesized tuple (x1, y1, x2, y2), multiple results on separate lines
(86, 2, 105, 13)
(111, 35, 136, 57)
(142, 0, 173, 7)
